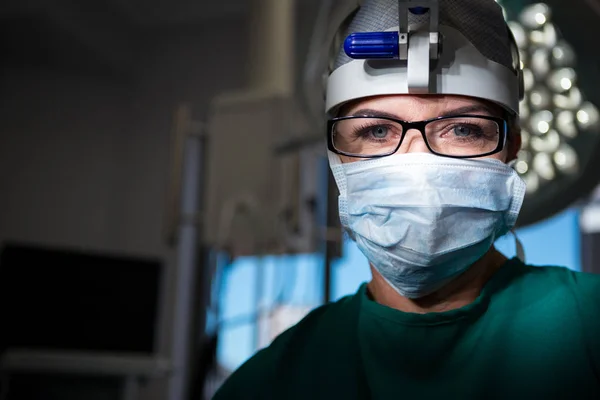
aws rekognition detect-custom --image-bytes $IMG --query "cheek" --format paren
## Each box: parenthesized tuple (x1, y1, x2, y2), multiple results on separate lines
(340, 155, 363, 163)
(486, 136, 519, 163)
(489, 149, 509, 162)
(480, 146, 510, 163)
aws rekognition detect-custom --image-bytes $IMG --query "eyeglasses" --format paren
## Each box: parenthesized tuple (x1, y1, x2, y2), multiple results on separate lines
(327, 114, 508, 159)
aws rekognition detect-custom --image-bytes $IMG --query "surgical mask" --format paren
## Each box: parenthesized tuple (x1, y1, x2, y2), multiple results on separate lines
(328, 152, 527, 299)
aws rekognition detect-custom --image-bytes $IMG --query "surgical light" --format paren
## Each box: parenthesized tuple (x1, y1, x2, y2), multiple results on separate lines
(577, 102, 600, 128)
(495, 0, 600, 226)
(518, 3, 551, 29)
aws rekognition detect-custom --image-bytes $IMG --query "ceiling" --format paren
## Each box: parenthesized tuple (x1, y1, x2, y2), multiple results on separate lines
(105, 0, 251, 27)
(105, 0, 320, 27)
(0, 0, 319, 78)
(0, 0, 252, 27)
(0, 0, 262, 78)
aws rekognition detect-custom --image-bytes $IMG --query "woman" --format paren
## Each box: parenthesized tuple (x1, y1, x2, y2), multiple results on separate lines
(214, 1, 600, 398)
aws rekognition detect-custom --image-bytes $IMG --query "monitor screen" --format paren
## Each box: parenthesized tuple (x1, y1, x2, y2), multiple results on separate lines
(0, 243, 163, 354)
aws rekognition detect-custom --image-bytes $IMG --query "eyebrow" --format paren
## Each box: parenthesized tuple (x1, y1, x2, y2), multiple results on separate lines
(345, 104, 498, 120)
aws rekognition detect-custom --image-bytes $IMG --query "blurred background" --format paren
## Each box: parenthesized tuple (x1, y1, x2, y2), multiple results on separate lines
(0, 0, 600, 399)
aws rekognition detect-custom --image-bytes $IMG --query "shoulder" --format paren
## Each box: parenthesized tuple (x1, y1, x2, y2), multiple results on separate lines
(212, 291, 361, 399)
(492, 259, 600, 325)
(538, 265, 600, 364)
(513, 261, 600, 329)
(553, 266, 600, 314)
(521, 261, 600, 295)
(506, 258, 600, 292)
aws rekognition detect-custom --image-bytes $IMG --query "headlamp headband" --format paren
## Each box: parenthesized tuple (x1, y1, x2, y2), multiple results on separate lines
(326, 0, 524, 114)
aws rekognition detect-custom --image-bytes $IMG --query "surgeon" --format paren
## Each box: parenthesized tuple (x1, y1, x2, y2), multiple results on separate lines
(213, 0, 600, 398)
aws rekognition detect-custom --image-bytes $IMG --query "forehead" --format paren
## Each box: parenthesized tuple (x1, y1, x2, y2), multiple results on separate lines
(339, 94, 504, 120)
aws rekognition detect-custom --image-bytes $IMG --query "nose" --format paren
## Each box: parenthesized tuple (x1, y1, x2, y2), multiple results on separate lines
(397, 128, 431, 154)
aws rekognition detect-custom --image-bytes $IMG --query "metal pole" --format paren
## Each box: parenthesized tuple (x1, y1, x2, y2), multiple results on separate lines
(122, 376, 140, 400)
(253, 256, 265, 350)
(323, 166, 341, 304)
(186, 129, 215, 400)
(168, 121, 205, 400)
(580, 186, 600, 274)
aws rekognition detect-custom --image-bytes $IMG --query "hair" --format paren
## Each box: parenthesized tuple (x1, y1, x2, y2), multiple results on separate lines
(506, 111, 521, 140)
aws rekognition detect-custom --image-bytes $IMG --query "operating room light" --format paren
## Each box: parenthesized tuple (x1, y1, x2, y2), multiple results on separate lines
(553, 144, 578, 174)
(577, 103, 600, 128)
(554, 87, 581, 110)
(535, 13, 546, 24)
(555, 110, 578, 138)
(496, 1, 600, 198)
(515, 160, 529, 174)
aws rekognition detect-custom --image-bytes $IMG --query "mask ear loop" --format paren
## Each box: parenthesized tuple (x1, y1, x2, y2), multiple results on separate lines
(511, 229, 526, 263)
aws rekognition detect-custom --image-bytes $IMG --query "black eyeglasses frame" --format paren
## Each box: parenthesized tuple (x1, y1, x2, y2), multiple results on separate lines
(326, 114, 508, 159)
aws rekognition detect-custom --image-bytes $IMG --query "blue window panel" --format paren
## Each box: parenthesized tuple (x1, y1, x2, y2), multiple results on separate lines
(217, 253, 324, 371)
(283, 253, 323, 306)
(332, 239, 370, 301)
(219, 257, 259, 321)
(216, 322, 255, 372)
(495, 207, 581, 271)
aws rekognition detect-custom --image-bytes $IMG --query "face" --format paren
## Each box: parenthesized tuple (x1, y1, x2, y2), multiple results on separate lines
(337, 94, 521, 164)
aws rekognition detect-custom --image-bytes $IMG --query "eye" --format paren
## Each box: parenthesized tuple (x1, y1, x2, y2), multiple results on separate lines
(453, 125, 473, 137)
(369, 125, 389, 138)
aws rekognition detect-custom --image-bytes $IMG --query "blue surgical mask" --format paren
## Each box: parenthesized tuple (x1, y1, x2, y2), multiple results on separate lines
(329, 152, 527, 299)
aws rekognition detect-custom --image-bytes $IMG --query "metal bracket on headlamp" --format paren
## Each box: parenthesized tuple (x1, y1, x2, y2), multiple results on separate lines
(398, 0, 440, 60)
(343, 0, 441, 93)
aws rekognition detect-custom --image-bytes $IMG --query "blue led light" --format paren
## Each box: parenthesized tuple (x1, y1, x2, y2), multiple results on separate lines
(409, 7, 429, 14)
(344, 32, 400, 59)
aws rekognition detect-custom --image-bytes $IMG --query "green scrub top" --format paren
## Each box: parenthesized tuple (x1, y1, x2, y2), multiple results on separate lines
(213, 258, 600, 399)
